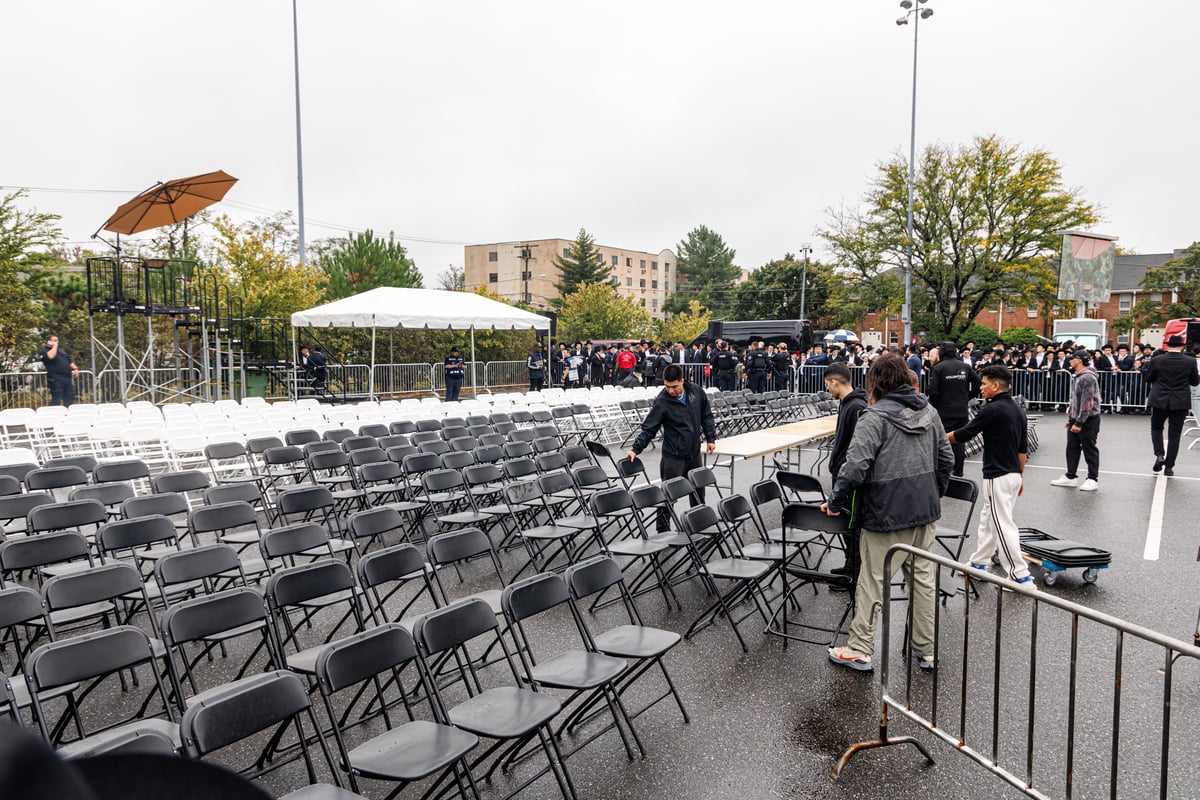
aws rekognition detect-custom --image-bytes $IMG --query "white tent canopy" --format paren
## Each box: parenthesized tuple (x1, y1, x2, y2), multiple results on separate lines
(290, 288, 551, 398)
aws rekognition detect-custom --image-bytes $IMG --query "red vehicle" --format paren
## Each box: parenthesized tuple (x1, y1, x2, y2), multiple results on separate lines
(1163, 317, 1200, 352)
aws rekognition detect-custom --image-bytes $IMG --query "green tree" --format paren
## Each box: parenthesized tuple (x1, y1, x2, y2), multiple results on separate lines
(0, 190, 64, 368)
(998, 326, 1044, 349)
(661, 300, 711, 344)
(558, 282, 653, 342)
(212, 213, 322, 319)
(670, 225, 739, 314)
(1112, 242, 1200, 334)
(315, 229, 423, 301)
(552, 228, 609, 307)
(821, 135, 1098, 340)
(730, 254, 844, 324)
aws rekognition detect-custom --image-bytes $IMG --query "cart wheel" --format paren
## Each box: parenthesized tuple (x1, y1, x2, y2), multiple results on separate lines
(1083, 568, 1099, 584)
(1043, 570, 1056, 586)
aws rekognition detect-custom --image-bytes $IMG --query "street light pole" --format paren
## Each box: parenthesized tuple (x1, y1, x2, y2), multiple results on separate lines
(897, 0, 933, 346)
(292, 0, 307, 263)
(798, 244, 812, 321)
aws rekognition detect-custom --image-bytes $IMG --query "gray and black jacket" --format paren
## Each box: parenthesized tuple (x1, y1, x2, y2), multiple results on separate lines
(829, 385, 953, 532)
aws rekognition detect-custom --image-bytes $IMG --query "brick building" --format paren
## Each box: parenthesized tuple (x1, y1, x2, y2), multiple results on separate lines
(857, 251, 1185, 349)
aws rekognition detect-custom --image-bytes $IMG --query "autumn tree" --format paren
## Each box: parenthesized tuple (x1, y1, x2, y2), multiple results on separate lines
(437, 265, 465, 291)
(558, 282, 653, 342)
(1112, 242, 1200, 334)
(552, 228, 609, 308)
(212, 213, 322, 319)
(666, 225, 739, 315)
(0, 190, 63, 367)
(660, 299, 711, 344)
(316, 229, 422, 301)
(821, 135, 1098, 340)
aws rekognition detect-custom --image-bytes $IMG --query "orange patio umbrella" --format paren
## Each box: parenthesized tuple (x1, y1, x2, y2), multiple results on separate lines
(99, 169, 238, 235)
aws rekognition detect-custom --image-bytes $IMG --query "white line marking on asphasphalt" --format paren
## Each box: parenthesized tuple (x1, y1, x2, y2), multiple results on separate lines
(1143, 474, 1168, 561)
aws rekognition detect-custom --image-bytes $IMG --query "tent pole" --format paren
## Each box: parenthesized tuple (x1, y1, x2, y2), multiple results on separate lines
(470, 327, 477, 399)
(369, 322, 377, 401)
(291, 326, 298, 402)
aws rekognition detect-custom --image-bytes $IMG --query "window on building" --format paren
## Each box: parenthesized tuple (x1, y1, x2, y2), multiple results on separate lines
(563, 248, 570, 258)
(652, 299, 658, 309)
(626, 277, 632, 287)
(664, 282, 669, 292)
(652, 261, 657, 269)
(889, 331, 899, 346)
(1026, 306, 1038, 318)
(639, 279, 646, 288)
(1150, 292, 1163, 303)
(611, 255, 618, 266)
(640, 259, 646, 268)
(664, 263, 671, 272)
(1118, 293, 1132, 313)
(640, 298, 646, 307)
(488, 251, 498, 262)
(626, 257, 632, 267)
(488, 273, 498, 283)
(651, 280, 658, 289)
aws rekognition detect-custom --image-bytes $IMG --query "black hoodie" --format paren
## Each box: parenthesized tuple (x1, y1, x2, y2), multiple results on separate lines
(829, 387, 868, 480)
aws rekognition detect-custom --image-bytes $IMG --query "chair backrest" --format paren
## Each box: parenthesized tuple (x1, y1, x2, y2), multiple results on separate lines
(412, 597, 499, 655)
(97, 514, 177, 554)
(686, 466, 722, 495)
(680, 504, 723, 537)
(426, 527, 492, 566)
(0, 585, 43, 629)
(70, 481, 135, 509)
(717, 493, 754, 524)
(28, 498, 107, 534)
(349, 447, 387, 467)
(340, 435, 377, 453)
(357, 424, 390, 439)
(189, 500, 259, 535)
(152, 470, 211, 495)
(260, 522, 330, 561)
(629, 483, 667, 511)
(93, 458, 151, 483)
(180, 669, 311, 756)
(588, 486, 633, 516)
(357, 543, 426, 591)
(347, 506, 402, 541)
(44, 455, 98, 475)
(945, 475, 979, 504)
(401, 452, 443, 477)
(315, 622, 419, 694)
(247, 436, 284, 455)
(0, 530, 92, 575)
(501, 571, 571, 622)
(43, 561, 146, 614)
(156, 543, 245, 588)
(661, 476, 695, 504)
(572, 464, 610, 492)
(440, 450, 475, 471)
(264, 445, 306, 466)
(777, 470, 826, 504)
(265, 558, 356, 608)
(163, 587, 269, 648)
(26, 465, 88, 491)
(782, 502, 850, 536)
(284, 428, 320, 446)
(122, 491, 189, 521)
(203, 481, 267, 508)
(421, 468, 465, 493)
(276, 484, 335, 518)
(564, 555, 625, 600)
(418, 439, 451, 456)
(27, 625, 158, 691)
(0, 491, 54, 524)
(503, 457, 538, 481)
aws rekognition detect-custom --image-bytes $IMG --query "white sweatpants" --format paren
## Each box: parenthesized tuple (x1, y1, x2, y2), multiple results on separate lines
(968, 472, 1029, 581)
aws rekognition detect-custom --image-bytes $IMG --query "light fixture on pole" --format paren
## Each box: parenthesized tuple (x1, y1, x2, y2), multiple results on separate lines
(798, 243, 812, 321)
(896, 0, 933, 346)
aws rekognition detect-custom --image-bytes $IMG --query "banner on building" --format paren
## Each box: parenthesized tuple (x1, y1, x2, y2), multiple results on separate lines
(1057, 231, 1118, 303)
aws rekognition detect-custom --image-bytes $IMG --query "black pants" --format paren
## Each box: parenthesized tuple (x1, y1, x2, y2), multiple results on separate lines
(445, 376, 462, 402)
(748, 370, 766, 393)
(47, 375, 75, 407)
(1065, 415, 1100, 481)
(658, 453, 704, 532)
(715, 371, 735, 391)
(941, 415, 968, 477)
(529, 375, 545, 392)
(1150, 406, 1188, 468)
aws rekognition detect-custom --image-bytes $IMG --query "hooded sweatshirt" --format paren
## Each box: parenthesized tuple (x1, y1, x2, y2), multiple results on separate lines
(829, 384, 953, 532)
(1067, 365, 1101, 424)
(829, 386, 868, 480)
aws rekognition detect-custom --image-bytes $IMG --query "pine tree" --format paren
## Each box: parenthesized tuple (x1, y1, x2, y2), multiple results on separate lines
(672, 225, 739, 314)
(552, 228, 609, 308)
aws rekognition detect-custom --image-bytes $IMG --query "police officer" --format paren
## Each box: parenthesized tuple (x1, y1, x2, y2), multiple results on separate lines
(444, 346, 466, 402)
(745, 341, 770, 393)
(711, 341, 738, 391)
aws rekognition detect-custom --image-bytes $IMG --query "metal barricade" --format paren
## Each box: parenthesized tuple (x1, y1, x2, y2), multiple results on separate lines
(431, 362, 485, 397)
(371, 363, 435, 397)
(833, 544, 1200, 799)
(484, 360, 529, 393)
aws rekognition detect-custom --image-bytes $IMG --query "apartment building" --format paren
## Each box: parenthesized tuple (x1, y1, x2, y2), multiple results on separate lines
(464, 239, 677, 319)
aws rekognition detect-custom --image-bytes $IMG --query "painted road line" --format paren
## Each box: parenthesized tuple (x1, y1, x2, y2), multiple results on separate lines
(993, 462, 1200, 482)
(1143, 473, 1168, 561)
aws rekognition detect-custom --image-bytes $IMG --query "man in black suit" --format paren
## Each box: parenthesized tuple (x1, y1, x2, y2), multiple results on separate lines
(1146, 334, 1200, 476)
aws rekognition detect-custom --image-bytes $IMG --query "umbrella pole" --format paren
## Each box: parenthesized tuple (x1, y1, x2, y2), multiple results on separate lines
(470, 327, 477, 399)
(369, 322, 377, 401)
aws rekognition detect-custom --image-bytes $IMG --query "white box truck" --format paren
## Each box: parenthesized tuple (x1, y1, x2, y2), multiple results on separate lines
(1052, 318, 1108, 350)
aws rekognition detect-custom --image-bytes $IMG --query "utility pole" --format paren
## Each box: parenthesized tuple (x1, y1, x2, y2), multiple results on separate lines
(292, 0, 307, 263)
(517, 244, 534, 304)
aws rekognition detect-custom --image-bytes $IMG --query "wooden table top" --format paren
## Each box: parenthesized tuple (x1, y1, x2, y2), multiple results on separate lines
(710, 416, 837, 459)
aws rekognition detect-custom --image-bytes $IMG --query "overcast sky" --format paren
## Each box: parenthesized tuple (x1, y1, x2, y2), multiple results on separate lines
(3, 0, 1198, 284)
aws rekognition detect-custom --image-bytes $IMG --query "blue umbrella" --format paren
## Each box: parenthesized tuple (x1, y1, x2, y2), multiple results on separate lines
(824, 329, 859, 343)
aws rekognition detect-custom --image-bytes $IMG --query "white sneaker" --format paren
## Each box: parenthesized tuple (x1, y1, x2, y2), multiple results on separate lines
(1079, 479, 1099, 492)
(1050, 475, 1079, 488)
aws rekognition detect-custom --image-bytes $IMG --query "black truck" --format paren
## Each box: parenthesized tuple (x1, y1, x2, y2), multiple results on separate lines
(690, 319, 814, 353)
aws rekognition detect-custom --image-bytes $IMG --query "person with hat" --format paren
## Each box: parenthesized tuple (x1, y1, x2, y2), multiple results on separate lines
(443, 346, 466, 401)
(1051, 348, 1102, 491)
(1146, 334, 1200, 475)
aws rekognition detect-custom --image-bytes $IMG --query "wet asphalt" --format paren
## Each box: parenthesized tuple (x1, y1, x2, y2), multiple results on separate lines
(14, 410, 1200, 800)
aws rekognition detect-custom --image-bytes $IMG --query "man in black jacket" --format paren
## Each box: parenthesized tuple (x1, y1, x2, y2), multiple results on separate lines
(1146, 335, 1200, 476)
(926, 342, 981, 477)
(627, 364, 717, 531)
(824, 363, 868, 585)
